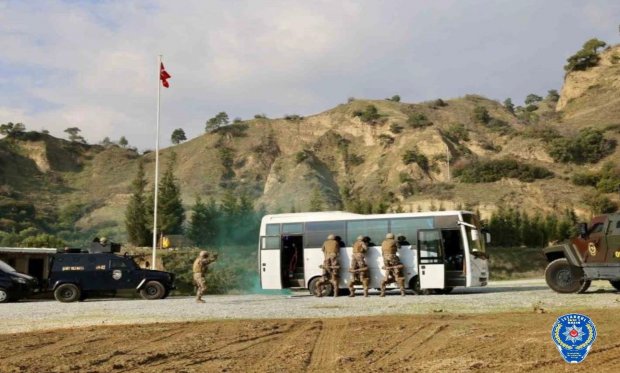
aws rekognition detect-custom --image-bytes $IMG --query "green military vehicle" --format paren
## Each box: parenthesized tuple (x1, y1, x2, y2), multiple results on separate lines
(543, 213, 620, 293)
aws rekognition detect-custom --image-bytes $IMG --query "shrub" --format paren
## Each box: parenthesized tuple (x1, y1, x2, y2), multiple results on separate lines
(353, 105, 381, 123)
(386, 95, 401, 102)
(378, 133, 394, 147)
(582, 191, 617, 214)
(295, 151, 309, 164)
(402, 147, 429, 172)
(407, 113, 432, 128)
(444, 123, 469, 142)
(215, 123, 249, 138)
(454, 158, 553, 183)
(389, 123, 403, 134)
(546, 127, 616, 164)
(348, 154, 364, 166)
(284, 114, 303, 121)
(433, 98, 447, 107)
(254, 113, 267, 119)
(486, 118, 513, 134)
(472, 106, 490, 124)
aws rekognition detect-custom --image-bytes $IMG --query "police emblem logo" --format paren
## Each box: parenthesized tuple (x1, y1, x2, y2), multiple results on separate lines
(112, 269, 122, 280)
(587, 242, 597, 256)
(551, 313, 596, 363)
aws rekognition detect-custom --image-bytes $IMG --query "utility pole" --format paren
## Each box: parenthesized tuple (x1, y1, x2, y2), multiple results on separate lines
(446, 143, 451, 182)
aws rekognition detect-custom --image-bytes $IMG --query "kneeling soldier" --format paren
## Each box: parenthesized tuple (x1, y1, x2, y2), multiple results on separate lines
(348, 235, 369, 297)
(315, 234, 340, 297)
(380, 233, 405, 297)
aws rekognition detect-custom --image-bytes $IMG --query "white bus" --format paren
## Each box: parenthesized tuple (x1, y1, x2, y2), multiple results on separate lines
(258, 210, 489, 295)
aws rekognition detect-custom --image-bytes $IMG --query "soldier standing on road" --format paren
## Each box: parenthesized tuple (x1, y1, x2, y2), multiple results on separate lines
(348, 235, 370, 297)
(315, 234, 341, 297)
(380, 233, 406, 297)
(193, 250, 217, 303)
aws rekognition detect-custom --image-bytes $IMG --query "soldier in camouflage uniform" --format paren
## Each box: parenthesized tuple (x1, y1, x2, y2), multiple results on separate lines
(348, 235, 370, 297)
(315, 234, 340, 297)
(380, 233, 406, 297)
(193, 250, 218, 303)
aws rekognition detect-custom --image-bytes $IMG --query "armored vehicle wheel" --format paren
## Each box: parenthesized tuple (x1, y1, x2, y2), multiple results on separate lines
(308, 277, 333, 297)
(609, 280, 620, 291)
(54, 283, 81, 303)
(577, 280, 591, 293)
(544, 258, 586, 294)
(140, 281, 165, 300)
(0, 287, 11, 303)
(409, 276, 431, 295)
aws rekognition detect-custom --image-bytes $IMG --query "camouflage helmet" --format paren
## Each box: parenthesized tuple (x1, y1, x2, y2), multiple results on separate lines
(386, 233, 395, 239)
(199, 250, 208, 257)
(327, 234, 336, 240)
(100, 237, 108, 245)
(356, 235, 364, 241)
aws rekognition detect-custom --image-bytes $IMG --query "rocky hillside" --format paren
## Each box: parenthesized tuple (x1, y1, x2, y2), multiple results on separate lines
(1, 44, 619, 241)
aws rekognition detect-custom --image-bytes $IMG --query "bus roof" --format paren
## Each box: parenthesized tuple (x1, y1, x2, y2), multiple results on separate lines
(261, 210, 474, 224)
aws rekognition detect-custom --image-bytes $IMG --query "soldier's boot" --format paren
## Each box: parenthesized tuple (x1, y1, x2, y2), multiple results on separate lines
(331, 279, 339, 297)
(348, 282, 355, 297)
(380, 281, 387, 297)
(398, 278, 406, 296)
(315, 279, 325, 297)
(196, 295, 205, 303)
(362, 278, 369, 297)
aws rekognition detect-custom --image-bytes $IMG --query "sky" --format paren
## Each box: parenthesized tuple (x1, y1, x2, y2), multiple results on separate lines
(1, 0, 619, 150)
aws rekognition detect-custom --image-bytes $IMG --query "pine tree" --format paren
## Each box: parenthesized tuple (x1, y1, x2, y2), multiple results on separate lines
(125, 160, 151, 246)
(156, 152, 185, 235)
(188, 196, 218, 246)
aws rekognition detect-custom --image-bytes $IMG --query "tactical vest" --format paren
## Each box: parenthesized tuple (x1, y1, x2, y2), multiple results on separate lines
(322, 239, 340, 256)
(381, 238, 397, 256)
(352, 240, 367, 254)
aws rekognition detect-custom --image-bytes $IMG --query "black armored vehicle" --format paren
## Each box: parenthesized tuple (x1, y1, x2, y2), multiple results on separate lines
(48, 241, 175, 302)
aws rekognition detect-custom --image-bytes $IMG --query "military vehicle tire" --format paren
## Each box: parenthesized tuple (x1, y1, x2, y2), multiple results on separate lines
(308, 277, 333, 297)
(140, 281, 165, 300)
(54, 283, 81, 303)
(609, 280, 620, 291)
(0, 287, 11, 303)
(409, 276, 431, 295)
(544, 258, 585, 294)
(577, 280, 591, 293)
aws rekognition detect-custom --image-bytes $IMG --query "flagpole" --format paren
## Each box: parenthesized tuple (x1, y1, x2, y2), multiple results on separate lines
(152, 55, 162, 270)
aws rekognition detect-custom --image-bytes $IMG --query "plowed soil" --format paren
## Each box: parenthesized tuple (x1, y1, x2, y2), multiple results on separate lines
(1, 309, 618, 372)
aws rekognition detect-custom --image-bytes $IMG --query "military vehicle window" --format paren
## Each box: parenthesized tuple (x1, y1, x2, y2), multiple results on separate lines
(266, 224, 280, 235)
(305, 221, 345, 248)
(389, 218, 433, 245)
(613, 221, 620, 235)
(110, 259, 128, 269)
(282, 223, 303, 234)
(347, 220, 388, 245)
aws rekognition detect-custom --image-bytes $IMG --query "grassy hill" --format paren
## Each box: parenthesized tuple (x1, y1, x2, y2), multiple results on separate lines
(1, 45, 620, 244)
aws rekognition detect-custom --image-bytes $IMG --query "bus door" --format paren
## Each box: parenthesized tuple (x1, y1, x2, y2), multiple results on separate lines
(260, 235, 282, 289)
(417, 229, 445, 289)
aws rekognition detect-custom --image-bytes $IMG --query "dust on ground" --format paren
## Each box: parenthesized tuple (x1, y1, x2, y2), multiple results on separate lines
(1, 309, 618, 372)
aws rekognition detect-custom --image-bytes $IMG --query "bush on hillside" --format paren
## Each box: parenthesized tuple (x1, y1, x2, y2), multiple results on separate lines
(454, 158, 553, 183)
(402, 147, 429, 172)
(352, 105, 381, 123)
(472, 106, 490, 124)
(389, 123, 403, 134)
(407, 113, 432, 128)
(444, 123, 469, 142)
(546, 127, 616, 164)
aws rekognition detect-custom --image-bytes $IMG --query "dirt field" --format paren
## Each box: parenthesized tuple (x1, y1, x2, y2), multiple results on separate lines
(1, 309, 618, 372)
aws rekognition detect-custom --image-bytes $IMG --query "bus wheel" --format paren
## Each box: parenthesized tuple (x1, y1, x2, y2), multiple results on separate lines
(409, 276, 431, 295)
(544, 258, 585, 294)
(308, 277, 333, 297)
(609, 280, 620, 291)
(435, 287, 453, 295)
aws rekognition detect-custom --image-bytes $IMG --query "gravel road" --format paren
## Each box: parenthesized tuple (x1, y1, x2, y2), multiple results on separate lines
(2, 279, 620, 334)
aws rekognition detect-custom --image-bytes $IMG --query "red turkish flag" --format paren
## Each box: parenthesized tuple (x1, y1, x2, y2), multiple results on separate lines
(160, 62, 171, 88)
